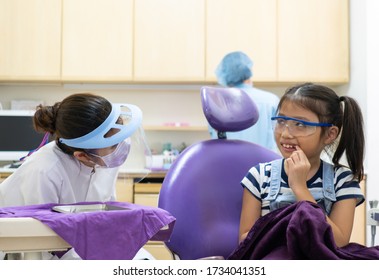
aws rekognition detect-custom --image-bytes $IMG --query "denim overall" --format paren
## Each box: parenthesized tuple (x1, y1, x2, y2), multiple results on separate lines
(266, 159, 336, 215)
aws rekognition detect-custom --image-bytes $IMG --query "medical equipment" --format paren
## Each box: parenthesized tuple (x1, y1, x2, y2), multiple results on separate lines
(52, 203, 130, 213)
(368, 200, 379, 246)
(158, 86, 280, 259)
(0, 110, 52, 161)
(60, 103, 152, 179)
(59, 103, 141, 149)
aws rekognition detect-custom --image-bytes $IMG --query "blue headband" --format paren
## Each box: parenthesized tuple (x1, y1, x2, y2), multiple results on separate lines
(59, 103, 142, 149)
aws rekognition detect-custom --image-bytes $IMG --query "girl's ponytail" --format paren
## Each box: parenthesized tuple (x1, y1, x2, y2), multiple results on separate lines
(332, 96, 365, 181)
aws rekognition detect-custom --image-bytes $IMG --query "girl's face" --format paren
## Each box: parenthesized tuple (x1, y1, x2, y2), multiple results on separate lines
(274, 101, 333, 164)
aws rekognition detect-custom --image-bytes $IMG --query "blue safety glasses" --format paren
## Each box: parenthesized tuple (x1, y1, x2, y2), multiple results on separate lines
(271, 116, 333, 137)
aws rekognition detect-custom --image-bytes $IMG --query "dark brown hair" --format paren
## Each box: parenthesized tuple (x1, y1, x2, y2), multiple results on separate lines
(278, 83, 365, 181)
(33, 93, 112, 155)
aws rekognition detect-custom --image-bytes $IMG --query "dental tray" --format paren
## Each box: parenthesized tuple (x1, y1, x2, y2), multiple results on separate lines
(52, 203, 130, 214)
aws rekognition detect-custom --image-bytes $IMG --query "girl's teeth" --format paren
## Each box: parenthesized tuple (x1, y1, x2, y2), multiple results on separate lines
(283, 144, 295, 149)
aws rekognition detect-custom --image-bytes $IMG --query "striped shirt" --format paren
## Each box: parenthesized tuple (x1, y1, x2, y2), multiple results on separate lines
(241, 159, 365, 216)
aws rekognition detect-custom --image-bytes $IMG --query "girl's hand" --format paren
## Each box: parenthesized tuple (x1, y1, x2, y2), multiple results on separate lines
(284, 146, 310, 193)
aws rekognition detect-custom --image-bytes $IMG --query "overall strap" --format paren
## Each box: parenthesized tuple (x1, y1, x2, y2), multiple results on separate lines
(322, 161, 336, 201)
(267, 159, 282, 201)
(267, 159, 336, 206)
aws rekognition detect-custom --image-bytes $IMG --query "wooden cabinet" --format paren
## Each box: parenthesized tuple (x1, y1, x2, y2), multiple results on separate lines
(0, 0, 349, 84)
(0, 0, 61, 81)
(206, 0, 349, 84)
(277, 0, 349, 83)
(143, 241, 174, 260)
(134, 0, 205, 82)
(115, 177, 134, 203)
(134, 180, 162, 207)
(61, 0, 133, 82)
(0, 172, 9, 183)
(206, 0, 277, 82)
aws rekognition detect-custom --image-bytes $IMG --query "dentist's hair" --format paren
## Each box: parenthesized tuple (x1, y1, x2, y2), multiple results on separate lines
(277, 83, 365, 181)
(33, 93, 112, 155)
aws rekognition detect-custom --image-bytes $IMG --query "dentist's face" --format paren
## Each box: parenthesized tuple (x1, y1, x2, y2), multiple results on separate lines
(86, 127, 130, 168)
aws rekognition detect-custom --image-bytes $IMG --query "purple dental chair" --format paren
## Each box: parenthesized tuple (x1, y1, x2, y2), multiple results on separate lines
(158, 86, 280, 260)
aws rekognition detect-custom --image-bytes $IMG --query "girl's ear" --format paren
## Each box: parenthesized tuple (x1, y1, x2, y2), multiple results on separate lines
(324, 126, 339, 145)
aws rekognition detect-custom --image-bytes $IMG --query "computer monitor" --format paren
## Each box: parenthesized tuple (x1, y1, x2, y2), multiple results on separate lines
(0, 110, 49, 161)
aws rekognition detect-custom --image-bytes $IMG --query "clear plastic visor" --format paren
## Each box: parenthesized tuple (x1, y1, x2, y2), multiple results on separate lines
(60, 104, 141, 149)
(59, 104, 152, 181)
(118, 125, 152, 182)
(117, 105, 152, 181)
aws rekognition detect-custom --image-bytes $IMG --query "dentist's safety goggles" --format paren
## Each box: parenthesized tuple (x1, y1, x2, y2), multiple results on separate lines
(271, 116, 333, 137)
(59, 104, 152, 175)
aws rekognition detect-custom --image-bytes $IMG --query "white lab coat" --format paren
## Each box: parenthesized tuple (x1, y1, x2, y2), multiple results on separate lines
(0, 141, 154, 260)
(0, 141, 118, 206)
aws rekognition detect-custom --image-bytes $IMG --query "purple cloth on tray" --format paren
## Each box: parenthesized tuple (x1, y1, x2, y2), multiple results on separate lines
(0, 201, 175, 260)
(228, 201, 379, 260)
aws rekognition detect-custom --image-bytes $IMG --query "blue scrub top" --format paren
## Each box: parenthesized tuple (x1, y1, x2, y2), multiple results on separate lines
(209, 83, 279, 152)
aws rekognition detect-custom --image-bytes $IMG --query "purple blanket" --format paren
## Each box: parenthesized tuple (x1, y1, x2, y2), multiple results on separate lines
(228, 201, 379, 260)
(0, 201, 175, 260)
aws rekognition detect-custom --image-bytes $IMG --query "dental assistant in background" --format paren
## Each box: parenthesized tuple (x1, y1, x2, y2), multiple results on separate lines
(239, 83, 365, 247)
(0, 92, 153, 259)
(209, 51, 279, 152)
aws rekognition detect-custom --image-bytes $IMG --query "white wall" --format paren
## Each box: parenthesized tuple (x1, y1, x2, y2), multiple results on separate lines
(0, 84, 211, 153)
(335, 0, 379, 246)
(366, 0, 379, 245)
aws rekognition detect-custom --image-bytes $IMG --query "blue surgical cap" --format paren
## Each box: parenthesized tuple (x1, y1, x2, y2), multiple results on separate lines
(215, 51, 253, 87)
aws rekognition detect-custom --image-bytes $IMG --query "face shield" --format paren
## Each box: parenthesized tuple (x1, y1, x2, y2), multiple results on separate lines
(59, 104, 152, 179)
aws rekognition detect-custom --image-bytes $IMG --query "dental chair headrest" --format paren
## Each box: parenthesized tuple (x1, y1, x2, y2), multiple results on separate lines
(201, 86, 259, 132)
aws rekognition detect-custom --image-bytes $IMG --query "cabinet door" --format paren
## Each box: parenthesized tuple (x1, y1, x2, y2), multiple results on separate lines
(143, 242, 173, 260)
(115, 177, 134, 203)
(62, 0, 133, 82)
(278, 0, 349, 83)
(0, 0, 61, 81)
(134, 0, 205, 82)
(206, 0, 277, 82)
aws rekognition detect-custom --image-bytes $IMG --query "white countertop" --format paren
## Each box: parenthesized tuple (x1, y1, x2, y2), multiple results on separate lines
(0, 217, 71, 253)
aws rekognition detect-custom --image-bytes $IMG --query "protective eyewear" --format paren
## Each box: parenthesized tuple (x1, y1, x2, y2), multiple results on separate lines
(271, 116, 332, 137)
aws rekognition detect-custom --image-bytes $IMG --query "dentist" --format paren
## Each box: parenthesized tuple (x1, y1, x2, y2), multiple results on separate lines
(0, 92, 153, 259)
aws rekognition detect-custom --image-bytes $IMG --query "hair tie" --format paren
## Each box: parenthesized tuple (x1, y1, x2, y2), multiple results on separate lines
(339, 96, 345, 114)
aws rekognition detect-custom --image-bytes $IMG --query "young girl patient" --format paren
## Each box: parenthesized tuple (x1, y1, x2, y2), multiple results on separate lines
(239, 83, 365, 248)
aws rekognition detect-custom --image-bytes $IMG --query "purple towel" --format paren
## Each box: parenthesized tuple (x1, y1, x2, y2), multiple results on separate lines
(228, 201, 379, 260)
(0, 201, 175, 260)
